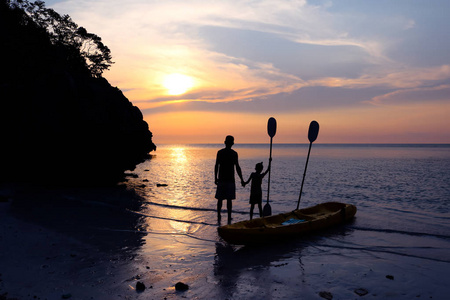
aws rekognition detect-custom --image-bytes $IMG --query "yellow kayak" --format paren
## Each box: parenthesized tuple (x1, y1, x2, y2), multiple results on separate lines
(218, 202, 357, 245)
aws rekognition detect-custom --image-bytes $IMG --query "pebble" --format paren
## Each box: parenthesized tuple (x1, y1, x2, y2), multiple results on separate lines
(319, 291, 333, 300)
(354, 288, 368, 296)
(175, 282, 189, 291)
(386, 275, 394, 280)
(136, 281, 146, 292)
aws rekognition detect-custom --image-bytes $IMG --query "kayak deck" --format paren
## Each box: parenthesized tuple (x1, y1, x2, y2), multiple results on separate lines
(218, 202, 357, 245)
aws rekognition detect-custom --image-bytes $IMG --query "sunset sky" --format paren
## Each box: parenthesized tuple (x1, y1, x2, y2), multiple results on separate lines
(45, 0, 450, 144)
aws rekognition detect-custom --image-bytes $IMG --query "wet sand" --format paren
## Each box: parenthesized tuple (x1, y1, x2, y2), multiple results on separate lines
(1, 185, 449, 300)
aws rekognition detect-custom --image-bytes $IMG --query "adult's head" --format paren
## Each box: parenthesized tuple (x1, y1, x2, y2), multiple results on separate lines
(224, 135, 234, 147)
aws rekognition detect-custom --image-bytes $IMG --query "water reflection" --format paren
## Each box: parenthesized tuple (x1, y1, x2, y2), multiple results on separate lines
(167, 146, 189, 202)
(214, 241, 306, 299)
(160, 146, 198, 235)
(170, 146, 188, 164)
(169, 219, 190, 234)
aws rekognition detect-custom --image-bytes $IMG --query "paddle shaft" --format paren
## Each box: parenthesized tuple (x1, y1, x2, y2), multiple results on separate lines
(266, 136, 273, 204)
(296, 141, 312, 210)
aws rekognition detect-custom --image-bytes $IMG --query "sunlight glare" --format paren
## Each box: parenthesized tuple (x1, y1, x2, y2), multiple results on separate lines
(163, 73, 195, 95)
(170, 147, 187, 164)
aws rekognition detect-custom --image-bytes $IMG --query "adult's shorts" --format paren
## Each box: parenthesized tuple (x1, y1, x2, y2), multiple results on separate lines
(215, 181, 236, 200)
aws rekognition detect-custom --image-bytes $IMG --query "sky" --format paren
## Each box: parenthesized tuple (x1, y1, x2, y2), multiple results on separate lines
(44, 0, 450, 144)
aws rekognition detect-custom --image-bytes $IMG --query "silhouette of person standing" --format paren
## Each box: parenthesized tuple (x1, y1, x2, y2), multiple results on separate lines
(215, 135, 245, 224)
(243, 161, 270, 220)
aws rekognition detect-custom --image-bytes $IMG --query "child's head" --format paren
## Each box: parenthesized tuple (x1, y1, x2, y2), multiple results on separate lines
(255, 162, 263, 172)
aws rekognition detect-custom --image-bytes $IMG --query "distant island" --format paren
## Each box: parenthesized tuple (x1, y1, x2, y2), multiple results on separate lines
(0, 0, 156, 185)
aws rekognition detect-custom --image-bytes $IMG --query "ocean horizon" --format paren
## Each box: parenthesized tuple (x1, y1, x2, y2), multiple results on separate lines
(154, 143, 450, 152)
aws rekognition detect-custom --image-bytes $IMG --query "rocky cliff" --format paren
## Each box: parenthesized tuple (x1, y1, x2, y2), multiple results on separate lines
(0, 0, 156, 185)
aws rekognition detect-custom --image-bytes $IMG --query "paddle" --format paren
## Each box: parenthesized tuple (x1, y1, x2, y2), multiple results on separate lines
(296, 120, 319, 210)
(263, 117, 277, 217)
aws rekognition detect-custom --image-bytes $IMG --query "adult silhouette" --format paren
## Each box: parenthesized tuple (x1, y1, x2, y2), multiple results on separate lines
(215, 135, 245, 224)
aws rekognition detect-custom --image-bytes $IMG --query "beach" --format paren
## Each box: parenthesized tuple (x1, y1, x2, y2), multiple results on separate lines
(1, 144, 449, 299)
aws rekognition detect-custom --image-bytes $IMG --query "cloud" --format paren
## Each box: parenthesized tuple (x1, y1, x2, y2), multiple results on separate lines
(368, 84, 450, 106)
(50, 0, 450, 112)
(46, 1, 369, 94)
(310, 65, 450, 89)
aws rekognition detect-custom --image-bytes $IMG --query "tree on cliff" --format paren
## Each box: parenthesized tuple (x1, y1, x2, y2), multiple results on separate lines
(0, 0, 156, 185)
(7, 0, 113, 77)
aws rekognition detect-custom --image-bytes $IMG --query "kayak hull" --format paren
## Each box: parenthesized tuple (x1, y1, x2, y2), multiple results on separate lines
(217, 202, 357, 245)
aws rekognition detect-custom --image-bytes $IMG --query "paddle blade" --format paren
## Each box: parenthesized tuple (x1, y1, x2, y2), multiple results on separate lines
(308, 120, 319, 143)
(263, 203, 272, 217)
(267, 117, 277, 138)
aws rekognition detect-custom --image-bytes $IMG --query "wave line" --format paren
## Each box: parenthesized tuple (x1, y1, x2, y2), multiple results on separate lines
(98, 227, 217, 243)
(315, 244, 450, 263)
(352, 226, 450, 239)
(143, 201, 249, 215)
(126, 209, 218, 226)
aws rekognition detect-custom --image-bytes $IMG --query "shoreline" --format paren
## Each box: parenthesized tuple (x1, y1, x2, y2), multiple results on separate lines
(1, 184, 449, 299)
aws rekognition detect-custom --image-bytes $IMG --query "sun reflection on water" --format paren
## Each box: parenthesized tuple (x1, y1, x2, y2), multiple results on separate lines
(137, 145, 221, 241)
(170, 146, 187, 164)
(167, 146, 190, 203)
(166, 146, 198, 234)
(169, 220, 190, 234)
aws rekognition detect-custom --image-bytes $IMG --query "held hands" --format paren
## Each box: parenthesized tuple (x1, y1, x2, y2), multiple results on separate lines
(215, 178, 247, 186)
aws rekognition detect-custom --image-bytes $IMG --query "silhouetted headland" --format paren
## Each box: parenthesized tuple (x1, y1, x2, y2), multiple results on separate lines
(0, 0, 156, 185)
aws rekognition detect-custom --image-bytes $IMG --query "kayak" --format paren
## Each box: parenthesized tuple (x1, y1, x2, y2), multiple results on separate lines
(217, 202, 357, 245)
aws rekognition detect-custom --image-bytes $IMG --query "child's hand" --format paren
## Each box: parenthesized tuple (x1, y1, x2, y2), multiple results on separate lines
(241, 180, 246, 187)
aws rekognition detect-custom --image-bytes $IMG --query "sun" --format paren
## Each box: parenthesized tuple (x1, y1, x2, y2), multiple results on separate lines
(163, 73, 195, 95)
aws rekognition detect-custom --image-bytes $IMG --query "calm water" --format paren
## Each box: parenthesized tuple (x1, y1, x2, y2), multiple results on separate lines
(130, 144, 450, 235)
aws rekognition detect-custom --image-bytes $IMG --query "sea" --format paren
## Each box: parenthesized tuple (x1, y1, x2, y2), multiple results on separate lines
(130, 144, 450, 234)
(2, 143, 450, 299)
(125, 143, 450, 299)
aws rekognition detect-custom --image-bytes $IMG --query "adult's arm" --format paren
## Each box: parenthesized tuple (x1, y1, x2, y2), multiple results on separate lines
(214, 152, 219, 185)
(235, 153, 245, 185)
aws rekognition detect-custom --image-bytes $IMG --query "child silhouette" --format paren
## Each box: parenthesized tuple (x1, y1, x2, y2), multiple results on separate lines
(243, 161, 270, 220)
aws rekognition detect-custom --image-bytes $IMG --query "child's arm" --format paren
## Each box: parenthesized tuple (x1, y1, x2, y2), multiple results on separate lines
(262, 163, 271, 177)
(243, 173, 253, 187)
